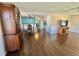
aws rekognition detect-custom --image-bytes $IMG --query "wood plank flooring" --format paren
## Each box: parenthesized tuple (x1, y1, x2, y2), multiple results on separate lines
(6, 30, 79, 56)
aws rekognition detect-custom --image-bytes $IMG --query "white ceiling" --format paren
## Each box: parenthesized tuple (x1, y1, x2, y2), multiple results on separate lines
(10, 2, 79, 15)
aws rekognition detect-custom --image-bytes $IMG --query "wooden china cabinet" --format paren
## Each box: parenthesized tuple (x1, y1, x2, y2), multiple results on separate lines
(0, 3, 22, 52)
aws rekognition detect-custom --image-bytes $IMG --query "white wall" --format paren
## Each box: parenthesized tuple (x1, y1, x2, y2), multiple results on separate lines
(46, 16, 51, 33)
(46, 15, 57, 34)
(47, 14, 69, 35)
(0, 19, 6, 56)
(40, 20, 43, 30)
(69, 15, 79, 33)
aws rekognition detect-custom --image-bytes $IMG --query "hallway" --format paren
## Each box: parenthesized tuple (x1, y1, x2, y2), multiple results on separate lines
(7, 30, 79, 56)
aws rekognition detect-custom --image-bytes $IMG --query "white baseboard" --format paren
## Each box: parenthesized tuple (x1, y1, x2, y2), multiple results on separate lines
(69, 28, 79, 33)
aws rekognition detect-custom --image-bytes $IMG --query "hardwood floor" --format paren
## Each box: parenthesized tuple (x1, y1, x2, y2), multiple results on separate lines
(6, 30, 79, 56)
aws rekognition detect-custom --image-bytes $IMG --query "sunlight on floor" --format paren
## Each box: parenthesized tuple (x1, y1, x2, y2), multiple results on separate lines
(34, 32, 39, 40)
